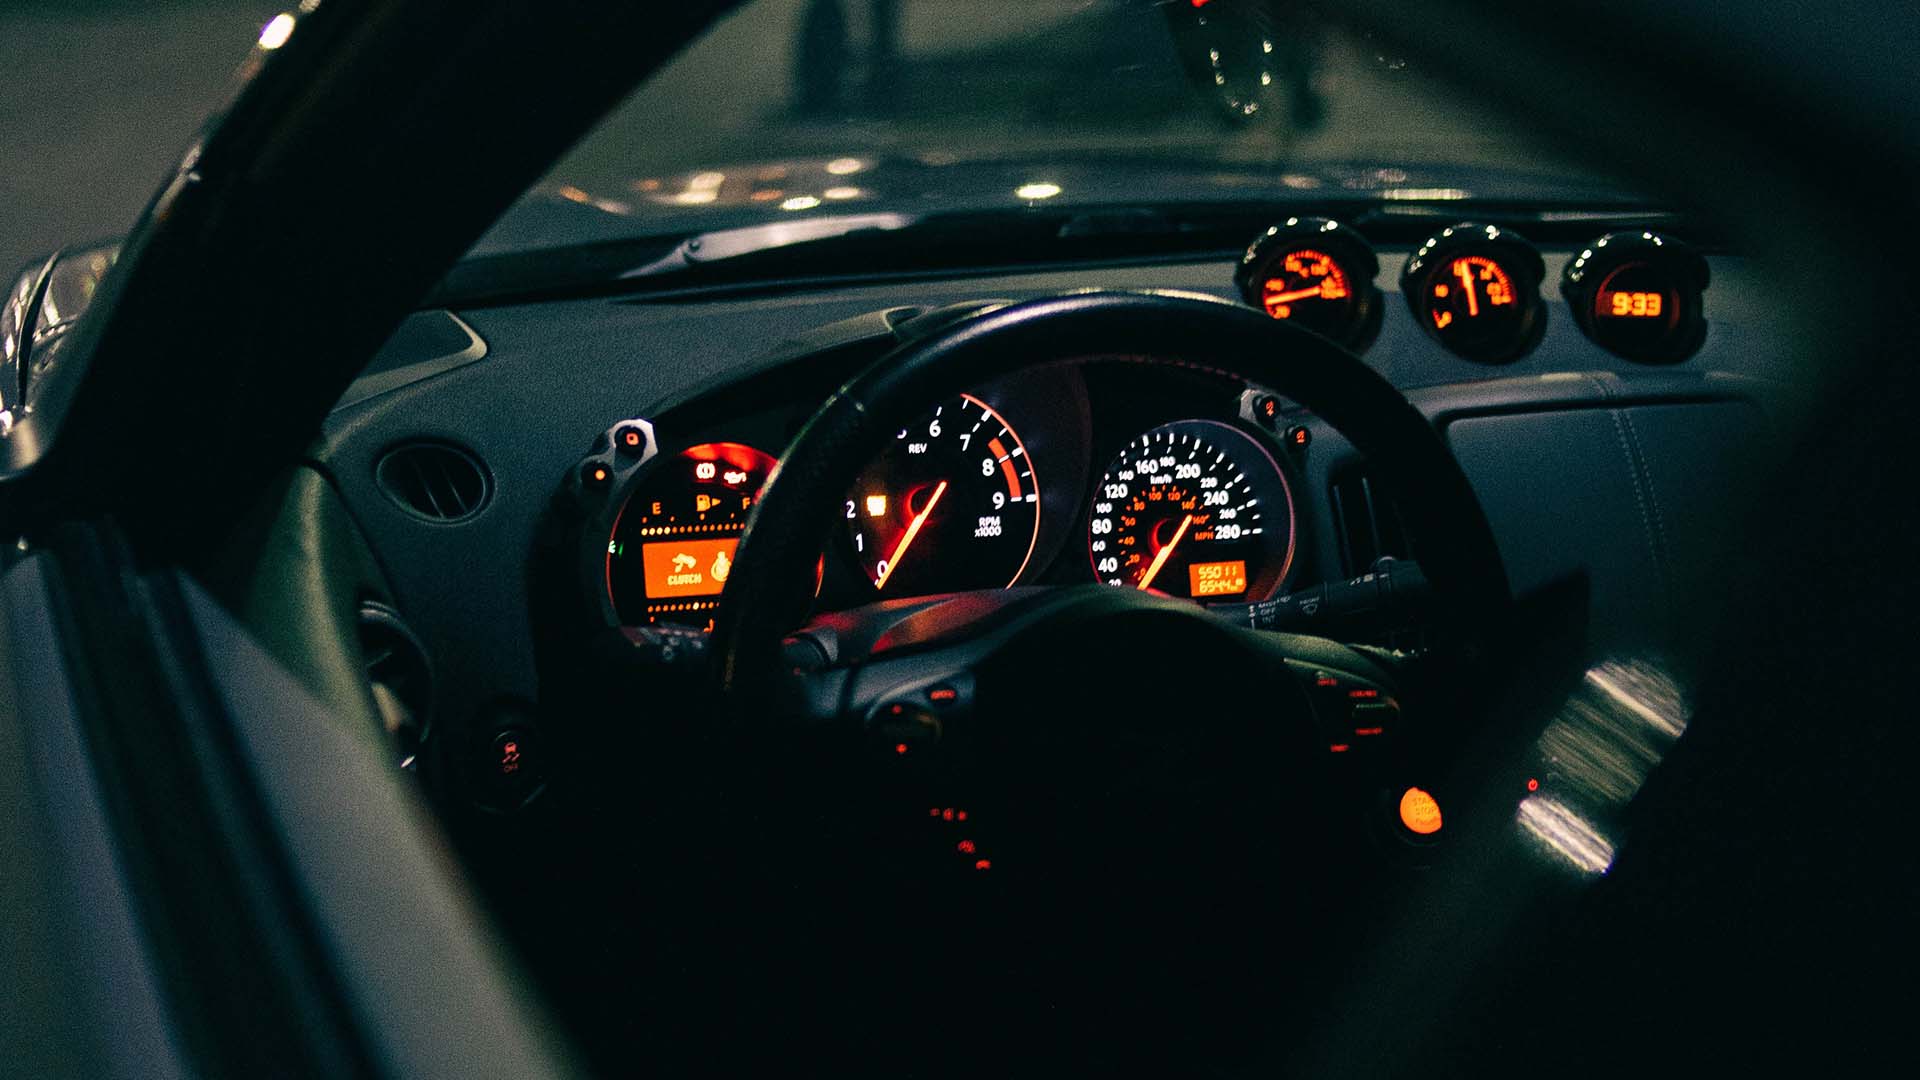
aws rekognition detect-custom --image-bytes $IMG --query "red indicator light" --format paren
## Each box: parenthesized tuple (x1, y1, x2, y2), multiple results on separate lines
(1527, 778, 1540, 792)
(1348, 688, 1380, 700)
(1314, 674, 1339, 688)
(1329, 743, 1352, 753)
(1354, 726, 1384, 737)
(956, 810, 968, 822)
(894, 742, 908, 755)
(928, 686, 959, 703)
(957, 840, 977, 854)
(930, 808, 942, 817)
(621, 429, 642, 448)
(498, 741, 521, 775)
(973, 859, 992, 871)
(943, 809, 954, 821)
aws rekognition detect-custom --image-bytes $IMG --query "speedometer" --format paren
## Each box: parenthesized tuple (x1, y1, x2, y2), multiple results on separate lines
(1087, 420, 1295, 601)
(845, 393, 1041, 597)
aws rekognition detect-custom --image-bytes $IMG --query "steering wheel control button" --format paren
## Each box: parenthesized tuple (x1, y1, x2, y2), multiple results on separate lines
(1401, 223, 1548, 363)
(1397, 787, 1444, 836)
(871, 702, 942, 760)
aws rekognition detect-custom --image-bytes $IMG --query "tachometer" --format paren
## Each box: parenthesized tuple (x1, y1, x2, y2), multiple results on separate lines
(1088, 420, 1295, 601)
(845, 393, 1041, 597)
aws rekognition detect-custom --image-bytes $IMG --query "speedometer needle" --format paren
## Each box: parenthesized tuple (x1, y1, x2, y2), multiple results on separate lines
(1136, 514, 1194, 592)
(875, 479, 947, 590)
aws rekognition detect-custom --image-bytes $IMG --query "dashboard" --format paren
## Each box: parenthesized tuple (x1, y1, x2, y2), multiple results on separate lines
(314, 216, 1792, 768)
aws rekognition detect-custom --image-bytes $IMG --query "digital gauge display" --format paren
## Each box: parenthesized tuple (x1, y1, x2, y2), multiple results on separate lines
(1087, 419, 1295, 601)
(606, 442, 777, 629)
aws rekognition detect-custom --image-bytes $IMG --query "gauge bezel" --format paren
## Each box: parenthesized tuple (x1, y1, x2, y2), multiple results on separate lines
(1085, 417, 1299, 603)
(1234, 217, 1385, 353)
(1401, 222, 1548, 363)
(1561, 230, 1709, 363)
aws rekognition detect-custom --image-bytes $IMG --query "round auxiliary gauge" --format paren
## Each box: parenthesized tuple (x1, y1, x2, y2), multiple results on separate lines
(1088, 420, 1296, 602)
(1561, 231, 1709, 363)
(1401, 223, 1548, 363)
(1234, 217, 1384, 352)
(605, 442, 777, 630)
(845, 393, 1041, 598)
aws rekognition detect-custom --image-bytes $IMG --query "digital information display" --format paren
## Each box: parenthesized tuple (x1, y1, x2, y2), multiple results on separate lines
(640, 538, 738, 599)
(1187, 559, 1248, 597)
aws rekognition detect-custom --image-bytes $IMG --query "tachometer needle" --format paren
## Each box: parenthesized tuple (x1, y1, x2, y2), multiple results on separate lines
(1136, 514, 1194, 592)
(875, 480, 947, 590)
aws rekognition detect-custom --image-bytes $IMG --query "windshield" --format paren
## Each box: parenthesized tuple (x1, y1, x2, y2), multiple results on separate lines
(482, 0, 1620, 257)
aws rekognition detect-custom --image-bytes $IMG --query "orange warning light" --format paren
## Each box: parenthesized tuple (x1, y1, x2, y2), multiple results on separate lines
(1399, 787, 1443, 835)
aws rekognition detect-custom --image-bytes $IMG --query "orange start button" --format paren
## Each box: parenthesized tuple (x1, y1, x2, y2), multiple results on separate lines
(1398, 787, 1443, 835)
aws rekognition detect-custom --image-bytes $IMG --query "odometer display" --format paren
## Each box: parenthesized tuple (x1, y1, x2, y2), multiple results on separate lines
(845, 394, 1041, 597)
(1088, 420, 1295, 601)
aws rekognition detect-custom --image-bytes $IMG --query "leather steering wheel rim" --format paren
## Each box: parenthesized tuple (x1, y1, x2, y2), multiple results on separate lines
(713, 289, 1512, 701)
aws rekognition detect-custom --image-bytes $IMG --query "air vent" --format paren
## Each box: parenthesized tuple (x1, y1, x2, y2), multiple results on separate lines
(1330, 469, 1412, 576)
(358, 600, 433, 770)
(375, 442, 490, 522)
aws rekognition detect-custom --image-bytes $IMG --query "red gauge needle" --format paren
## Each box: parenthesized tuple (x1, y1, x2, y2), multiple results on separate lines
(1264, 285, 1327, 305)
(1454, 260, 1480, 317)
(1136, 514, 1194, 592)
(875, 480, 948, 590)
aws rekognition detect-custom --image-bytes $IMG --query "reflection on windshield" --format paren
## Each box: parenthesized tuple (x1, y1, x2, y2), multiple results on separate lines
(496, 0, 1601, 254)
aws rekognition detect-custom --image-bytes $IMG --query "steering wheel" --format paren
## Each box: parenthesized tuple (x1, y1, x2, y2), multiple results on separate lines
(717, 289, 1508, 682)
(702, 289, 1512, 1058)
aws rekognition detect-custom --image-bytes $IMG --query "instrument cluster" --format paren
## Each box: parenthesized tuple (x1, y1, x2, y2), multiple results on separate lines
(567, 361, 1304, 631)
